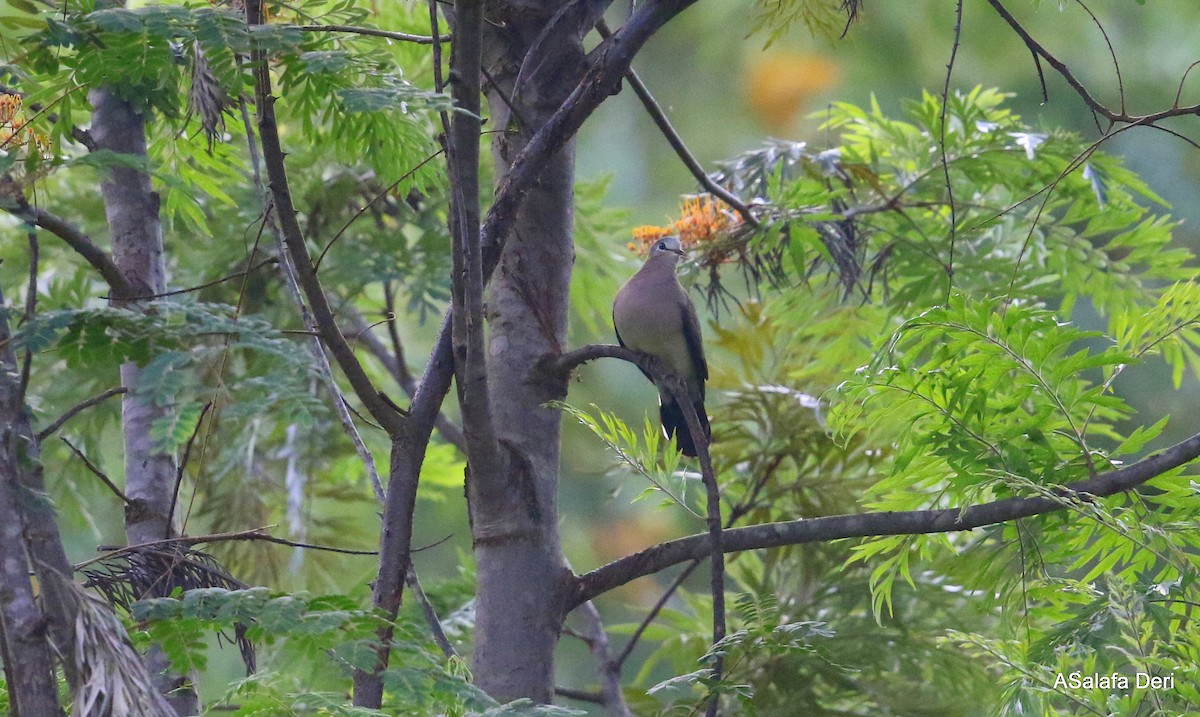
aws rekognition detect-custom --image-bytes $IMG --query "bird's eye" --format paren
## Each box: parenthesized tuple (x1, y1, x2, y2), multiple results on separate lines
(657, 242, 666, 250)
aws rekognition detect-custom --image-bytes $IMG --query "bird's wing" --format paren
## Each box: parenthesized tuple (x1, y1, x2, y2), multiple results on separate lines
(679, 291, 708, 392)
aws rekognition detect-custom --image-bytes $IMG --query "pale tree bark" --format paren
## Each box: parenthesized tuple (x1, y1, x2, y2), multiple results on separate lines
(90, 87, 199, 715)
(466, 1, 602, 702)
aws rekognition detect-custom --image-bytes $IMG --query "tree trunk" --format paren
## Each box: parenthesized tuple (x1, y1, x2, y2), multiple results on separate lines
(468, 3, 588, 701)
(90, 87, 199, 716)
(0, 283, 71, 716)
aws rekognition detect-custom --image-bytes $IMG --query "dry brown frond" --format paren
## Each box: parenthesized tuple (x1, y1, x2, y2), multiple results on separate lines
(79, 544, 256, 674)
(188, 43, 230, 151)
(40, 572, 177, 717)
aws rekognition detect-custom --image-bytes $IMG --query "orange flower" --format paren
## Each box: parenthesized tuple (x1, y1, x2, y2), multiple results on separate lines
(0, 93, 50, 158)
(628, 194, 741, 256)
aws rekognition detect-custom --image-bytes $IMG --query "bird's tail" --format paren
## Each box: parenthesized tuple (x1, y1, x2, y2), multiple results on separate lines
(660, 396, 711, 458)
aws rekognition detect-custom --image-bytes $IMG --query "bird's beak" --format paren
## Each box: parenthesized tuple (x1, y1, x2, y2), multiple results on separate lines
(671, 248, 685, 256)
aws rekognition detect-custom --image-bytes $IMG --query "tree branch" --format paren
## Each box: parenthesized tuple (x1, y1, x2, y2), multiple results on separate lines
(247, 0, 404, 437)
(37, 386, 125, 441)
(1, 198, 134, 299)
(984, 0, 1200, 125)
(572, 429, 1200, 608)
(573, 600, 634, 717)
(60, 437, 131, 506)
(447, 0, 505, 483)
(594, 18, 758, 228)
(298, 23, 446, 44)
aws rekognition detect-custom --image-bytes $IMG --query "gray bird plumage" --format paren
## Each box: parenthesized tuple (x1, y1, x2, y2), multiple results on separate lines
(612, 236, 710, 457)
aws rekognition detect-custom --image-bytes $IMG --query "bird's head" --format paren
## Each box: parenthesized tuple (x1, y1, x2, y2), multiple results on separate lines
(648, 235, 685, 262)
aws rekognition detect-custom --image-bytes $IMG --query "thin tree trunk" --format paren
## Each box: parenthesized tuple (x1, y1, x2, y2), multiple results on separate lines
(467, 3, 589, 701)
(0, 479, 62, 717)
(0, 284, 68, 716)
(90, 86, 199, 715)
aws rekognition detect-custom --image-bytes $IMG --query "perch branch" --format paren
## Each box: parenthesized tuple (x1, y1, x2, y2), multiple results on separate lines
(572, 427, 1200, 607)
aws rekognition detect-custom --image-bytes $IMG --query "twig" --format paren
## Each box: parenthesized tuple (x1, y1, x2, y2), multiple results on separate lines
(594, 19, 758, 228)
(298, 23, 446, 44)
(19, 230, 37, 402)
(615, 559, 700, 668)
(313, 149, 445, 271)
(405, 567, 456, 659)
(61, 436, 130, 505)
(575, 600, 634, 717)
(664, 379, 723, 717)
(984, 0, 1200, 125)
(938, 0, 963, 301)
(101, 257, 277, 301)
(1075, 1, 1124, 117)
(166, 403, 212, 540)
(76, 526, 380, 570)
(36, 386, 127, 441)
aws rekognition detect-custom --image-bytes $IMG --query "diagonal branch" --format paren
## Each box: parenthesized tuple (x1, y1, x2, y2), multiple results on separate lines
(0, 197, 134, 299)
(344, 307, 467, 453)
(36, 387, 127, 441)
(594, 18, 758, 227)
(984, 0, 1200, 125)
(247, 0, 404, 437)
(571, 427, 1200, 608)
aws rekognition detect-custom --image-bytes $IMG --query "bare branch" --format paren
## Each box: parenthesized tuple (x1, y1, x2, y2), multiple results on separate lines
(76, 526, 379, 571)
(574, 600, 634, 717)
(247, 0, 404, 436)
(985, 0, 1200, 125)
(594, 18, 758, 228)
(298, 23, 446, 44)
(1, 199, 134, 298)
(37, 387, 127, 441)
(405, 567, 457, 659)
(939, 0, 964, 300)
(101, 257, 277, 301)
(573, 429, 1200, 607)
(61, 437, 131, 506)
(448, 0, 506, 488)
